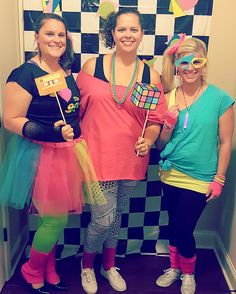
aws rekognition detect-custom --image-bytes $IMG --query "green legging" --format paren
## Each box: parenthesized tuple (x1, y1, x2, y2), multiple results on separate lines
(32, 215, 68, 253)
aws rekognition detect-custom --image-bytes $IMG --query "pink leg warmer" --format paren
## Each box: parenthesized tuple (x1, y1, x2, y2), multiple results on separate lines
(45, 244, 60, 284)
(179, 254, 197, 274)
(82, 251, 96, 269)
(102, 247, 116, 271)
(169, 245, 180, 269)
(21, 247, 49, 284)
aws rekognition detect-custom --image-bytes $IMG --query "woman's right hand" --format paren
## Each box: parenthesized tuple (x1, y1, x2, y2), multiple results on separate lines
(54, 120, 74, 142)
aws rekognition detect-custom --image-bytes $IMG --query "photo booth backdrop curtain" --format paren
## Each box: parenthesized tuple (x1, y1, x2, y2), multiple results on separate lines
(22, 0, 213, 258)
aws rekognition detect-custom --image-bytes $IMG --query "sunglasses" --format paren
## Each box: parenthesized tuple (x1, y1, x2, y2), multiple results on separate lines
(175, 54, 207, 69)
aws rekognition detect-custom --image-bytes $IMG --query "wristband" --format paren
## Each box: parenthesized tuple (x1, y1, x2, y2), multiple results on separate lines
(213, 174, 225, 186)
(164, 109, 178, 129)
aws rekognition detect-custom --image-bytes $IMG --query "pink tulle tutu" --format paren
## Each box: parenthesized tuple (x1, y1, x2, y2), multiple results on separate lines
(30, 137, 105, 216)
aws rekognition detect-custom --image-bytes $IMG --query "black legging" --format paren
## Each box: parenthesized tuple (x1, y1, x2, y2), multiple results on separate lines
(162, 183, 207, 258)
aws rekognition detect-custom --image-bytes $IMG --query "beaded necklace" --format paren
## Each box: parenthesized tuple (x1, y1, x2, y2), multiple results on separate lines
(181, 84, 202, 129)
(110, 53, 139, 104)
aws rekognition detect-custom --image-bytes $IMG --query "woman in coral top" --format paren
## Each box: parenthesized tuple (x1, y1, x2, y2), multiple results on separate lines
(76, 7, 167, 294)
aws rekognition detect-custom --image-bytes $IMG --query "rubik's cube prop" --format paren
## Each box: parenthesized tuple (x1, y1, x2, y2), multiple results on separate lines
(131, 82, 163, 142)
(131, 82, 161, 110)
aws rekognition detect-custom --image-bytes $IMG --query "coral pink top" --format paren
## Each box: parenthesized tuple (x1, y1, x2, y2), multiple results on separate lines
(77, 70, 166, 181)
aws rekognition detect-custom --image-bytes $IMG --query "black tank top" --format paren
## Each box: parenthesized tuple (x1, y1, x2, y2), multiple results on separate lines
(94, 55, 151, 84)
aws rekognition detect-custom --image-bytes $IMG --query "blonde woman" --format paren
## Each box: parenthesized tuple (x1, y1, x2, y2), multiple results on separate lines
(155, 37, 234, 294)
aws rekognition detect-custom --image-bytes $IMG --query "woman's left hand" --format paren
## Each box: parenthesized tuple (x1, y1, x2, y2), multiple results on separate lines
(54, 120, 74, 142)
(205, 181, 223, 202)
(135, 137, 150, 157)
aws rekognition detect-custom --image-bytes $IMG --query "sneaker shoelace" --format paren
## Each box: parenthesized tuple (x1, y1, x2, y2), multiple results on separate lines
(164, 268, 177, 277)
(181, 274, 194, 285)
(108, 267, 122, 279)
(82, 269, 95, 283)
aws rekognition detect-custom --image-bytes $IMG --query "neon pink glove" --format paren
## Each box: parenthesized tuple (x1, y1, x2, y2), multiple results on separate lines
(206, 181, 223, 201)
(164, 108, 179, 129)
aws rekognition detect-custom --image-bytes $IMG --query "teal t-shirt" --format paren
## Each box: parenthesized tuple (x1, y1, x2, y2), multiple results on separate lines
(160, 84, 234, 181)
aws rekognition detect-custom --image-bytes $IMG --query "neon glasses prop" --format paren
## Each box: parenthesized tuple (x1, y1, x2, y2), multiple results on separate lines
(175, 54, 207, 70)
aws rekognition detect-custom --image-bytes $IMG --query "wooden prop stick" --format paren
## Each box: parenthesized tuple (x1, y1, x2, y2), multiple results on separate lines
(140, 109, 149, 138)
(137, 109, 149, 157)
(55, 92, 67, 124)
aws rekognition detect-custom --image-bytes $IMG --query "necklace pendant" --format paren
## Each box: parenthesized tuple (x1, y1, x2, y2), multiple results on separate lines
(184, 111, 189, 129)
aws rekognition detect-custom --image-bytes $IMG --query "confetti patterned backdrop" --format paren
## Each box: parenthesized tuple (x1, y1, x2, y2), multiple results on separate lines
(22, 0, 213, 257)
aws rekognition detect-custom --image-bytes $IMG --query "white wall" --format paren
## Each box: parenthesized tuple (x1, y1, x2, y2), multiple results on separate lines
(207, 0, 236, 273)
(0, 0, 21, 152)
(0, 1, 22, 288)
(0, 1, 21, 94)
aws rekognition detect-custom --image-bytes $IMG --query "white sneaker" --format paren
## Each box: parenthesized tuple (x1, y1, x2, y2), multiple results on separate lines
(100, 266, 127, 292)
(156, 268, 181, 287)
(181, 274, 196, 294)
(81, 267, 98, 294)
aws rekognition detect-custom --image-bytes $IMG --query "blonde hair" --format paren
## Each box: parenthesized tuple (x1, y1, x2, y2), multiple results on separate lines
(162, 38, 207, 93)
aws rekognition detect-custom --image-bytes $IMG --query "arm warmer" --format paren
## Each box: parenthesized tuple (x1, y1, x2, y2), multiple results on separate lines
(22, 120, 65, 142)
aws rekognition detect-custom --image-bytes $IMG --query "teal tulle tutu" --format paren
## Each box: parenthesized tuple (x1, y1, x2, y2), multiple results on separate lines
(0, 135, 41, 209)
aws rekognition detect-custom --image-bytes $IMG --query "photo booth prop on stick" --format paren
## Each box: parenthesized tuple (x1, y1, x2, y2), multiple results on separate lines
(35, 71, 68, 124)
(131, 82, 164, 156)
(131, 82, 163, 137)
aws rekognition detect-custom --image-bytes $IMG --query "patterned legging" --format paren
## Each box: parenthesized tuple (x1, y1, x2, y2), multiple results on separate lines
(84, 180, 137, 252)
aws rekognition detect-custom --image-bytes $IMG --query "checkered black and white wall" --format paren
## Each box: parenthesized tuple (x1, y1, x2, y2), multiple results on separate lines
(23, 0, 213, 258)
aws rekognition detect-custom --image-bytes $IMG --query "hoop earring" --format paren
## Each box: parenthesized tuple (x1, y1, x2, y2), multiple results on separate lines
(37, 46, 42, 61)
(112, 41, 116, 53)
(138, 41, 144, 52)
(201, 68, 207, 81)
(175, 70, 182, 86)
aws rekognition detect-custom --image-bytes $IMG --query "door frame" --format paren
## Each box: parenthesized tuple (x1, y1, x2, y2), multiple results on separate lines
(0, 206, 7, 291)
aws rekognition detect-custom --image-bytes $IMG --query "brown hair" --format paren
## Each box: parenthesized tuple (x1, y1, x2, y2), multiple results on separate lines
(100, 8, 143, 49)
(34, 13, 74, 70)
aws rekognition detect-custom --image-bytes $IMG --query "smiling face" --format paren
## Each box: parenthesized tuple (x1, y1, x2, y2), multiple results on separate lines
(35, 19, 67, 60)
(176, 51, 207, 85)
(112, 13, 144, 54)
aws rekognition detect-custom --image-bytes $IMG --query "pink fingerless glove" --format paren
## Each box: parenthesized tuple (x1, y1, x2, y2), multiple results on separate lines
(164, 110, 179, 129)
(208, 181, 223, 198)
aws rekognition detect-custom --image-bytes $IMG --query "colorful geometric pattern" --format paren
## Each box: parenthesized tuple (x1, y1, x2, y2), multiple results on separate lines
(22, 0, 213, 77)
(131, 82, 161, 110)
